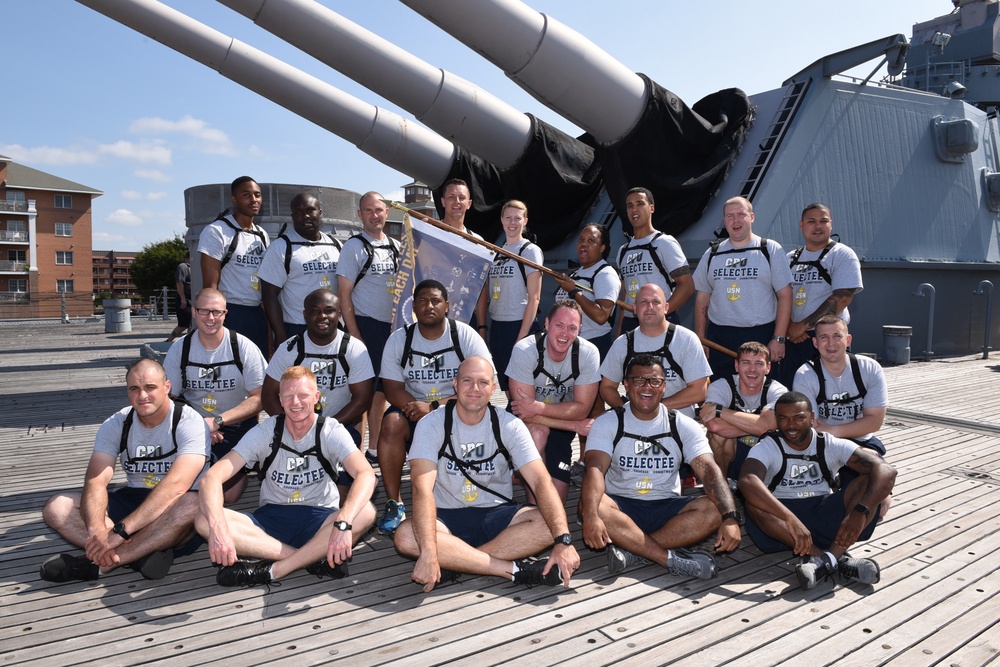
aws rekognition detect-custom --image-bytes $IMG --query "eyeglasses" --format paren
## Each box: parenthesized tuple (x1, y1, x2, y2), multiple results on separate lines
(195, 308, 225, 318)
(627, 376, 666, 388)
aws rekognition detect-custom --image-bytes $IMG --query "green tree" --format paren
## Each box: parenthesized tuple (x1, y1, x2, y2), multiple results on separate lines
(131, 236, 188, 293)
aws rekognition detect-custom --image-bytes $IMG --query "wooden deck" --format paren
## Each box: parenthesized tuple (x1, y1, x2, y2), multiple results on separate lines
(1, 319, 998, 666)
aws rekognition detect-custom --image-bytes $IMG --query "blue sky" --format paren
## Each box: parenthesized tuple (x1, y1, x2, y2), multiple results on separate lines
(4, 0, 948, 250)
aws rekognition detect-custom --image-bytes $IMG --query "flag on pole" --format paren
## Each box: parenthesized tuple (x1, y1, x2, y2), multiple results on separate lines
(391, 213, 493, 330)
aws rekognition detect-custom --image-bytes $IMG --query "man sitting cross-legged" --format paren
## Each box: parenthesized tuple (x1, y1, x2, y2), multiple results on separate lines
(582, 354, 741, 579)
(196, 366, 376, 587)
(738, 391, 896, 590)
(393, 357, 580, 592)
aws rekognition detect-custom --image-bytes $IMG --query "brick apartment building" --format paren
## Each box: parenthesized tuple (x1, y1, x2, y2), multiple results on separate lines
(0, 155, 101, 319)
(92, 249, 140, 301)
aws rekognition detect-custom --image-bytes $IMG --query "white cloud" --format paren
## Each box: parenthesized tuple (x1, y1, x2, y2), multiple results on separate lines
(134, 169, 171, 183)
(122, 190, 169, 201)
(99, 140, 171, 165)
(0, 142, 99, 166)
(129, 115, 235, 156)
(107, 209, 143, 227)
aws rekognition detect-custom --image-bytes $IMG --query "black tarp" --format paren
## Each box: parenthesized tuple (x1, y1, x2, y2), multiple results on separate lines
(433, 115, 602, 250)
(598, 75, 752, 237)
(433, 79, 751, 248)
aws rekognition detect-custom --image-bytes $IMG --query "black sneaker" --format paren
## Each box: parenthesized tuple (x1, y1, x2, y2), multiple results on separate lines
(217, 559, 276, 588)
(666, 548, 718, 580)
(511, 557, 561, 587)
(795, 555, 836, 590)
(40, 553, 99, 582)
(305, 557, 349, 580)
(837, 554, 881, 585)
(365, 450, 379, 466)
(607, 545, 652, 574)
(129, 549, 174, 580)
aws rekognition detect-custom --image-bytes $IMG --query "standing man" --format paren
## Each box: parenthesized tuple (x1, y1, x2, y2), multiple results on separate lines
(600, 284, 711, 418)
(616, 187, 694, 331)
(337, 192, 401, 464)
(506, 300, 601, 501)
(40, 359, 209, 583)
(198, 176, 270, 354)
(196, 366, 377, 587)
(263, 289, 374, 448)
(793, 316, 888, 458)
(693, 196, 793, 380)
(582, 354, 741, 579)
(259, 192, 342, 347)
(439, 178, 482, 239)
(738, 391, 895, 589)
(700, 341, 786, 482)
(376, 280, 492, 535)
(393, 357, 580, 592)
(163, 288, 266, 503)
(780, 203, 863, 386)
(167, 251, 192, 342)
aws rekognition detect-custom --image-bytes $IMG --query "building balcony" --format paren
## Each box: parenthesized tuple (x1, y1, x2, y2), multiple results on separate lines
(0, 291, 29, 303)
(0, 230, 29, 243)
(0, 261, 27, 273)
(0, 201, 28, 213)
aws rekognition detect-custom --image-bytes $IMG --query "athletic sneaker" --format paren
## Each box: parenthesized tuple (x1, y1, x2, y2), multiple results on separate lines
(305, 558, 349, 580)
(129, 549, 174, 580)
(795, 555, 836, 590)
(217, 559, 276, 588)
(666, 548, 717, 580)
(838, 554, 881, 585)
(607, 545, 652, 574)
(377, 500, 406, 535)
(40, 553, 99, 582)
(512, 557, 562, 587)
(569, 460, 586, 487)
(365, 450, 379, 466)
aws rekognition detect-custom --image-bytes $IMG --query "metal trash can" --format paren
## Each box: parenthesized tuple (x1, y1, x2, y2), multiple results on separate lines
(882, 325, 912, 365)
(103, 299, 132, 333)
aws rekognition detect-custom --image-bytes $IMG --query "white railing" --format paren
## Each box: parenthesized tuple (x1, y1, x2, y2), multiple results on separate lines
(0, 230, 28, 242)
(0, 261, 27, 272)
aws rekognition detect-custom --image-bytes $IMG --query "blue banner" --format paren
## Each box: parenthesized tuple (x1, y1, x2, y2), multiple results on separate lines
(391, 213, 493, 330)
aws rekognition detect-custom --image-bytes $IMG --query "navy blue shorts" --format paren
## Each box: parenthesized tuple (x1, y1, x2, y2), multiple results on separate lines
(489, 319, 538, 391)
(107, 486, 153, 522)
(746, 489, 880, 553)
(214, 419, 256, 459)
(224, 303, 269, 357)
(384, 405, 418, 451)
(706, 321, 775, 382)
(177, 306, 192, 328)
(282, 322, 308, 339)
(356, 315, 391, 379)
(333, 423, 362, 489)
(608, 494, 694, 535)
(108, 486, 203, 556)
(544, 428, 575, 484)
(587, 332, 614, 362)
(437, 502, 522, 548)
(249, 503, 334, 549)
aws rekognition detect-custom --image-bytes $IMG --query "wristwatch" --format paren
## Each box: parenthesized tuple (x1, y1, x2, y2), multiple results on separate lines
(429, 400, 440, 410)
(112, 521, 131, 541)
(715, 405, 723, 419)
(853, 503, 871, 518)
(553, 533, 573, 546)
(333, 520, 352, 532)
(213, 414, 225, 430)
(772, 335, 787, 344)
(721, 510, 743, 524)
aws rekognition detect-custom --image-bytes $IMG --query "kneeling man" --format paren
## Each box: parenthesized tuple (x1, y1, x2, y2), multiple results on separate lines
(582, 354, 741, 579)
(394, 357, 580, 592)
(196, 366, 376, 587)
(738, 391, 896, 589)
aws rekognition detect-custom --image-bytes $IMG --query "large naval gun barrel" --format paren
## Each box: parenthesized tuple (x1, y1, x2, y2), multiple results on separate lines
(213, 0, 603, 247)
(75, 0, 456, 188)
(401, 0, 753, 237)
